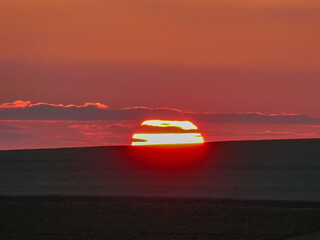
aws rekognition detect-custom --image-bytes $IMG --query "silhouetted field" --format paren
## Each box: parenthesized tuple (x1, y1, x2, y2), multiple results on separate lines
(0, 139, 320, 239)
(1, 198, 320, 240)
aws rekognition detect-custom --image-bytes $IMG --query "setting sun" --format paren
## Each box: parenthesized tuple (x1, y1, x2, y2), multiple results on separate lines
(131, 120, 204, 146)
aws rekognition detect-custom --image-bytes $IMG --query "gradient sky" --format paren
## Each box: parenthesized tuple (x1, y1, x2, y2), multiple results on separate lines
(0, 0, 319, 149)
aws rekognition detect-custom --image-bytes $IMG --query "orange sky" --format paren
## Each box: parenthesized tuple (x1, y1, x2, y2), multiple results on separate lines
(1, 0, 319, 70)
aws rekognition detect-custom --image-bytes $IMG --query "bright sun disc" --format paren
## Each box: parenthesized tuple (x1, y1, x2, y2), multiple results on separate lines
(131, 120, 204, 146)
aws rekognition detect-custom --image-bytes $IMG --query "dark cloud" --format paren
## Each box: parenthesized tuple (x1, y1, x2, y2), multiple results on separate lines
(207, 130, 296, 137)
(0, 125, 24, 131)
(0, 131, 34, 140)
(197, 113, 320, 125)
(1, 102, 320, 125)
(0, 104, 181, 121)
(249, 131, 295, 136)
(0, 124, 30, 140)
(69, 123, 133, 133)
(105, 124, 133, 133)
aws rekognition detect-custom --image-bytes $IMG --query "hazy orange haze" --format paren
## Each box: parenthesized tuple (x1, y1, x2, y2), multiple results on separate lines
(1, 0, 319, 70)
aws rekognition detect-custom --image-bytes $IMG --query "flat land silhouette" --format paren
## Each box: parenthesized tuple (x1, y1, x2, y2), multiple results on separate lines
(1, 139, 319, 239)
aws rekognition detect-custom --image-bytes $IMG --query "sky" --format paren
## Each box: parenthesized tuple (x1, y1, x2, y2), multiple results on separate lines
(0, 0, 319, 150)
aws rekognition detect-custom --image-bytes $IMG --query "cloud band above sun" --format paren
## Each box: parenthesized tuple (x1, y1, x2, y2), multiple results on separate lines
(1, 100, 320, 125)
(132, 120, 204, 146)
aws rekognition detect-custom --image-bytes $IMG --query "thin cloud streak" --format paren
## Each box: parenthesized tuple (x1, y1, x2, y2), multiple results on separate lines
(0, 100, 108, 110)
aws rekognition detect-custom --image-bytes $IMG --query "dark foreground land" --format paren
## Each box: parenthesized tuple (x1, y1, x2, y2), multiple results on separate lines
(1, 139, 320, 239)
(1, 197, 320, 240)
